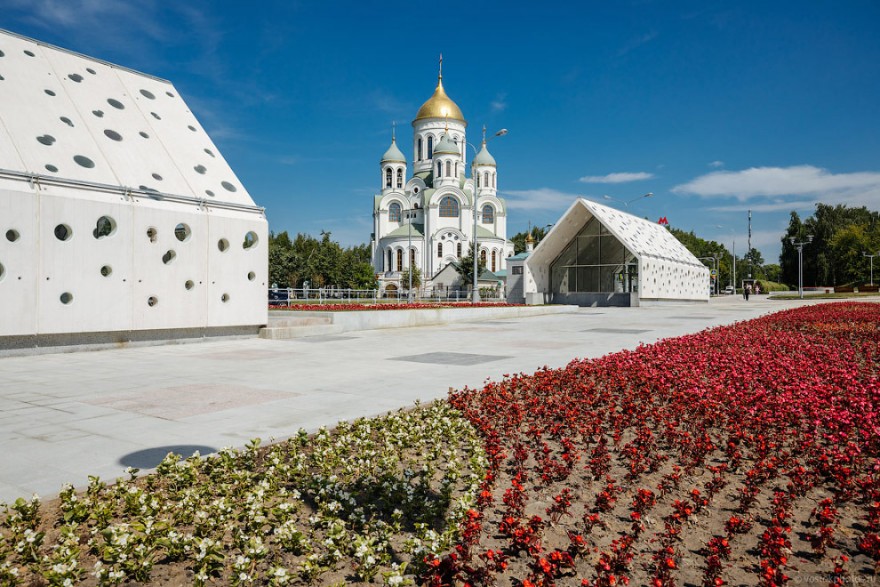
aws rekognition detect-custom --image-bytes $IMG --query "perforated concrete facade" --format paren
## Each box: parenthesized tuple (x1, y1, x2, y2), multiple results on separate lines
(522, 199, 709, 306)
(0, 30, 267, 342)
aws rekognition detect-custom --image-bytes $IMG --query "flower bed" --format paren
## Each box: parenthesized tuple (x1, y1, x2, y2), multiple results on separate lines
(270, 302, 521, 312)
(0, 404, 486, 586)
(427, 302, 880, 586)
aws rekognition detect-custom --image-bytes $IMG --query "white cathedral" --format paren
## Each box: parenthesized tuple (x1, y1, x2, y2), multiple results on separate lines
(370, 66, 514, 294)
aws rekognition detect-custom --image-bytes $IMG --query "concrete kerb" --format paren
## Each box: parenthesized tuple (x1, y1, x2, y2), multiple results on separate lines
(262, 304, 579, 338)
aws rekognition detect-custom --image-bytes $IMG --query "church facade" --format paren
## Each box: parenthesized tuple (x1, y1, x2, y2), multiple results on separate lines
(370, 67, 514, 294)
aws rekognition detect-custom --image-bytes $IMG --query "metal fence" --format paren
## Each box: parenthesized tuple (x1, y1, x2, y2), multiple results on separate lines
(268, 287, 505, 306)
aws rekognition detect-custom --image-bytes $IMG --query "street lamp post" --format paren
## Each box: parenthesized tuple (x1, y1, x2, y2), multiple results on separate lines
(864, 251, 877, 286)
(407, 208, 413, 303)
(790, 235, 813, 299)
(469, 128, 508, 303)
(602, 193, 653, 207)
(697, 256, 718, 295)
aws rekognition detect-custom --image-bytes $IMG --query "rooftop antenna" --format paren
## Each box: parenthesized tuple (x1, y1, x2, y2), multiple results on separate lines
(439, 53, 443, 80)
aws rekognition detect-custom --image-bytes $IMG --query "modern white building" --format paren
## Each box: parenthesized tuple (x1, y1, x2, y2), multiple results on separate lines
(371, 66, 514, 294)
(0, 29, 268, 349)
(512, 199, 709, 306)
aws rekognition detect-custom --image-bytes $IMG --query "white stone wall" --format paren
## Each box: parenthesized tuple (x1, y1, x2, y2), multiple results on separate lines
(0, 30, 267, 338)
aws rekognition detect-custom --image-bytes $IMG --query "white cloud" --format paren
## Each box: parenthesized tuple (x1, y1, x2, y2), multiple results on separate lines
(673, 165, 880, 203)
(708, 160, 724, 168)
(490, 92, 508, 113)
(503, 188, 582, 211)
(579, 172, 654, 184)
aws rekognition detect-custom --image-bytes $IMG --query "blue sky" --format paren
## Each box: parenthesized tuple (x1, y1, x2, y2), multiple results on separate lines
(5, 0, 880, 263)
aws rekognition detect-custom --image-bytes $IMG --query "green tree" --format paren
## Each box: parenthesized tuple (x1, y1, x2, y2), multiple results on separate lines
(398, 266, 422, 291)
(457, 251, 486, 289)
(668, 228, 733, 290)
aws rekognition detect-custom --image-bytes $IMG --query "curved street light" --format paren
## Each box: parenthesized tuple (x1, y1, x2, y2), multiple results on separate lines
(602, 192, 653, 207)
(468, 128, 508, 303)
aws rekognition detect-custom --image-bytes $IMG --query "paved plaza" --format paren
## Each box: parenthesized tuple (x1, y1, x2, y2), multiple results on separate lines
(0, 296, 829, 502)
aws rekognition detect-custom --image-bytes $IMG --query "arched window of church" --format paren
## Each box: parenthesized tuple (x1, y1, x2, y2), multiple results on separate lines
(396, 249, 403, 272)
(445, 160, 451, 177)
(385, 168, 392, 188)
(491, 250, 497, 272)
(437, 242, 442, 257)
(483, 171, 489, 188)
(455, 162, 458, 177)
(389, 202, 401, 222)
(482, 205, 494, 224)
(480, 250, 487, 266)
(417, 138, 423, 161)
(427, 136, 433, 158)
(457, 242, 462, 257)
(409, 248, 416, 268)
(396, 168, 403, 188)
(437, 161, 442, 177)
(387, 249, 392, 272)
(493, 173, 496, 188)
(476, 173, 481, 188)
(439, 196, 459, 217)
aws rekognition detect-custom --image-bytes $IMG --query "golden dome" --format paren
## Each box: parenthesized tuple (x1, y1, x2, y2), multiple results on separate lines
(414, 76, 465, 123)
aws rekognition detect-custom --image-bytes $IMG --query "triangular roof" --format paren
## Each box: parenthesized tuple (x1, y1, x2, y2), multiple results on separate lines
(528, 198, 704, 268)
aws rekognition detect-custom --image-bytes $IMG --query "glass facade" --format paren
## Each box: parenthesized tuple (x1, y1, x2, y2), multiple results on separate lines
(550, 217, 638, 294)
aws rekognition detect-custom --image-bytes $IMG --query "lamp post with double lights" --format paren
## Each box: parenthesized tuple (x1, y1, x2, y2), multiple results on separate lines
(864, 251, 877, 287)
(468, 128, 508, 303)
(602, 192, 653, 207)
(789, 235, 813, 299)
(407, 207, 413, 303)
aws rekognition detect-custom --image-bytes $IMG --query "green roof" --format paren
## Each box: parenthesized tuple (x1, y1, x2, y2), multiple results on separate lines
(476, 226, 499, 239)
(381, 139, 406, 163)
(473, 142, 496, 166)
(385, 223, 424, 238)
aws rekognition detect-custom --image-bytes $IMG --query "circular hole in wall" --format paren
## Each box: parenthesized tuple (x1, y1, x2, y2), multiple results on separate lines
(74, 155, 95, 168)
(69, 73, 83, 83)
(44, 89, 56, 96)
(243, 231, 258, 249)
(247, 271, 256, 281)
(205, 190, 215, 197)
(193, 165, 206, 174)
(104, 129, 122, 141)
(45, 164, 59, 173)
(6, 229, 20, 242)
(107, 98, 124, 110)
(60, 116, 74, 127)
(0, 261, 5, 282)
(0, 49, 5, 57)
(92, 110, 104, 118)
(217, 239, 229, 252)
(187, 125, 196, 132)
(60, 292, 73, 305)
(204, 148, 215, 158)
(221, 293, 230, 303)
(146, 227, 157, 242)
(162, 250, 176, 264)
(221, 181, 237, 193)
(93, 216, 116, 239)
(54, 224, 72, 241)
(140, 89, 156, 99)
(24, 50, 35, 57)
(152, 173, 163, 181)
(147, 296, 158, 307)
(36, 134, 55, 146)
(0, 75, 4, 81)
(166, 91, 175, 98)
(139, 131, 149, 139)
(87, 68, 96, 75)
(150, 112, 161, 120)
(100, 265, 112, 277)
(174, 223, 191, 242)
(184, 280, 194, 290)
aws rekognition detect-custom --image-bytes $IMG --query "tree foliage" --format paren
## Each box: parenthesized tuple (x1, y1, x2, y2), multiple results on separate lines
(399, 266, 422, 290)
(268, 231, 377, 290)
(780, 204, 880, 287)
(668, 227, 738, 289)
(511, 226, 550, 254)
(457, 251, 487, 288)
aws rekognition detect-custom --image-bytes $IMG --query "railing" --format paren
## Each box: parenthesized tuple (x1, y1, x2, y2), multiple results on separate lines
(268, 287, 506, 306)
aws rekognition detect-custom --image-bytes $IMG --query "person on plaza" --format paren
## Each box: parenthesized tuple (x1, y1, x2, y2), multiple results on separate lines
(745, 284, 751, 300)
